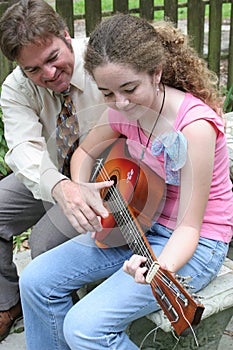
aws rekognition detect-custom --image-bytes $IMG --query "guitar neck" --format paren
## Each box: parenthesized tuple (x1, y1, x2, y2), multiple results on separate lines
(106, 187, 204, 336)
(106, 188, 153, 259)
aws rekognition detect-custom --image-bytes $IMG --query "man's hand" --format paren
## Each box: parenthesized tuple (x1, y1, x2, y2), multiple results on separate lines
(52, 179, 113, 233)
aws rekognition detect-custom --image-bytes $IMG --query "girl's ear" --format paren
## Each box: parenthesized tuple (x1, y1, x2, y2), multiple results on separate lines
(152, 67, 163, 85)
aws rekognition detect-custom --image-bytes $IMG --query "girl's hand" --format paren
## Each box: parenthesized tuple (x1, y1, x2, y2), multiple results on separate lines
(123, 254, 148, 284)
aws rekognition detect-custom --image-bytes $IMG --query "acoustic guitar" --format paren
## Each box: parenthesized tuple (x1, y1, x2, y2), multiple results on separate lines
(93, 137, 204, 336)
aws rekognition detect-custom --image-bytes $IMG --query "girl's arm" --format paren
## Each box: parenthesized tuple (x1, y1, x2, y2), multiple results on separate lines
(70, 109, 120, 183)
(158, 119, 216, 272)
(124, 119, 217, 281)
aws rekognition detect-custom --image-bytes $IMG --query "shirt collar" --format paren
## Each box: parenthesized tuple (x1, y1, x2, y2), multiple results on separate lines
(69, 38, 86, 91)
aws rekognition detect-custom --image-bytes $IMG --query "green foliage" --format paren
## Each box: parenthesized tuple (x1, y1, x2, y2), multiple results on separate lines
(0, 103, 10, 177)
(74, 0, 139, 14)
(223, 84, 233, 113)
(13, 229, 31, 254)
(73, 0, 231, 20)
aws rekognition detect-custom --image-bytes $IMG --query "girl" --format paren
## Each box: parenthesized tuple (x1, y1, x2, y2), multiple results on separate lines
(20, 14, 233, 350)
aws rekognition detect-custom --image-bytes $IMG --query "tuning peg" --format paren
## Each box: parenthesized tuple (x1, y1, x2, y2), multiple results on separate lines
(181, 283, 195, 290)
(175, 274, 192, 283)
(191, 293, 204, 300)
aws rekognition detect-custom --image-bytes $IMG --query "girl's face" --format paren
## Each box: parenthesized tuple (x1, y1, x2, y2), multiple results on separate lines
(93, 63, 161, 120)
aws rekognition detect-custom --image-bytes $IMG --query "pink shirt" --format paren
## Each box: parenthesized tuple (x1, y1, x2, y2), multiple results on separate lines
(108, 93, 233, 243)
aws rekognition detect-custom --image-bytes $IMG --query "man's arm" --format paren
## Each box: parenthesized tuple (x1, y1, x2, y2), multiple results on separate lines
(1, 67, 65, 202)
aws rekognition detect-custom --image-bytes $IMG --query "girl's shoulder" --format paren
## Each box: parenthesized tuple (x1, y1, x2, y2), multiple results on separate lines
(175, 93, 224, 133)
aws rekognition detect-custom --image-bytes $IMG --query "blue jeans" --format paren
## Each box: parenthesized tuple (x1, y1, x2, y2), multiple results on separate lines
(20, 223, 228, 350)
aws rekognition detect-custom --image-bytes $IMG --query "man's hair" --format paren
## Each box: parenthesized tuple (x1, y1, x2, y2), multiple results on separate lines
(0, 0, 67, 61)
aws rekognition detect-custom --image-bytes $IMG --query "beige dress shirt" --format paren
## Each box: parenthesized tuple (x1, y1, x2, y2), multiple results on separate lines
(0, 38, 106, 202)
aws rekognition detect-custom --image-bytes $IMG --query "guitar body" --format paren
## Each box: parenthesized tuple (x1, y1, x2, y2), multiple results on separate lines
(95, 137, 165, 248)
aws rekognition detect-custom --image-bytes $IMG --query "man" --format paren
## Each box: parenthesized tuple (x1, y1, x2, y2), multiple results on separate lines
(0, 0, 111, 340)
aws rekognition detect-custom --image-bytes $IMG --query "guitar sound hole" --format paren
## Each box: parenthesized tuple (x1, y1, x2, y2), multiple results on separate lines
(105, 175, 117, 201)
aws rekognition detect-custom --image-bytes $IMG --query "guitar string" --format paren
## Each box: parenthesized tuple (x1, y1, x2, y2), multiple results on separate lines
(102, 186, 198, 337)
(98, 166, 189, 299)
(98, 166, 180, 287)
(138, 325, 160, 350)
(171, 295, 199, 346)
(99, 165, 180, 284)
(98, 163, 200, 341)
(149, 278, 199, 345)
(139, 325, 181, 350)
(99, 165, 155, 264)
(99, 165, 193, 306)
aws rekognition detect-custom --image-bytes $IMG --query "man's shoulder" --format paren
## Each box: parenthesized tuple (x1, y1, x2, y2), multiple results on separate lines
(1, 66, 35, 103)
(3, 66, 27, 86)
(72, 37, 88, 43)
(1, 66, 52, 107)
(2, 66, 37, 95)
(71, 37, 88, 55)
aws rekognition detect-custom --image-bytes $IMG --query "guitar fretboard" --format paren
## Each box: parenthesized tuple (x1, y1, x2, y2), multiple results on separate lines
(106, 185, 152, 265)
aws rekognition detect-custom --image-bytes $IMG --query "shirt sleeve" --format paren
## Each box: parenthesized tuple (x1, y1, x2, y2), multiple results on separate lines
(0, 67, 66, 203)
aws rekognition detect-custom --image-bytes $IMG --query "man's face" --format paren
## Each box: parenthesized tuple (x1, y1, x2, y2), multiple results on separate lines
(17, 31, 74, 92)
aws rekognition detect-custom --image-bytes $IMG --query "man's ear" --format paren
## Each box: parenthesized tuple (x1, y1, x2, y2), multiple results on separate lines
(64, 29, 72, 43)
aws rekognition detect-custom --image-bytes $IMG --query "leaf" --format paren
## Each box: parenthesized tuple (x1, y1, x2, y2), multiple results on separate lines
(0, 164, 8, 176)
(223, 84, 233, 113)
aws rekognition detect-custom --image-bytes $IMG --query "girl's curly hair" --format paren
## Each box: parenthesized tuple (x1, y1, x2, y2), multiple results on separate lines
(85, 14, 222, 113)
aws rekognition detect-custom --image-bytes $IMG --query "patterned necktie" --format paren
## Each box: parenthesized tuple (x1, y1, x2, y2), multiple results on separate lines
(56, 88, 79, 177)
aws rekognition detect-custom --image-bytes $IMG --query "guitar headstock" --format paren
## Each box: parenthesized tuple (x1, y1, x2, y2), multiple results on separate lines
(151, 267, 204, 336)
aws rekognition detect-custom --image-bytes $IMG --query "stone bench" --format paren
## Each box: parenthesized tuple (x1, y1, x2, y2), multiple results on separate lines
(14, 252, 233, 350)
(127, 257, 233, 349)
